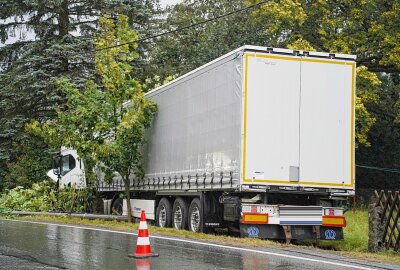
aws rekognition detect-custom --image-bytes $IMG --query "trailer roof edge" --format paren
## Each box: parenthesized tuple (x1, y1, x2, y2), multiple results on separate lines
(145, 45, 357, 97)
(145, 46, 246, 97)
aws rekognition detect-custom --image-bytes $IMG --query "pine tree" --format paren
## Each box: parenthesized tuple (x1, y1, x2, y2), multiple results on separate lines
(0, 0, 158, 188)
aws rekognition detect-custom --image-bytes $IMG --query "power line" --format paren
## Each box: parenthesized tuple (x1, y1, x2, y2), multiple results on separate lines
(0, 0, 269, 65)
(97, 0, 268, 51)
(356, 164, 400, 174)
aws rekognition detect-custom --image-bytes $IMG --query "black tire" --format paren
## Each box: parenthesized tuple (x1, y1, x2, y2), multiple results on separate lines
(111, 197, 123, 215)
(188, 198, 203, 233)
(172, 197, 188, 230)
(156, 197, 172, 228)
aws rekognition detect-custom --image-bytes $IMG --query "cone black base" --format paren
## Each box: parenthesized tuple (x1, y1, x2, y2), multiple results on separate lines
(129, 253, 159, 259)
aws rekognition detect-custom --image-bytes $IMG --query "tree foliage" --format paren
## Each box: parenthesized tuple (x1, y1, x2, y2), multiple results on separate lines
(355, 67, 381, 147)
(249, 0, 400, 73)
(1, 135, 52, 190)
(147, 0, 265, 79)
(28, 14, 157, 222)
(356, 74, 400, 188)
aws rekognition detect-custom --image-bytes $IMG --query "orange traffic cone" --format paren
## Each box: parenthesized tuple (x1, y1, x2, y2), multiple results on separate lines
(129, 210, 159, 259)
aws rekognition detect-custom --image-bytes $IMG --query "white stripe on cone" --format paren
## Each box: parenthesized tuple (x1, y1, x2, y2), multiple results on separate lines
(137, 237, 150, 246)
(139, 221, 147, 230)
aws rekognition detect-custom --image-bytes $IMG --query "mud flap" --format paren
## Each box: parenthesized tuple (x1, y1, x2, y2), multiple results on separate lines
(202, 192, 224, 229)
(320, 227, 343, 240)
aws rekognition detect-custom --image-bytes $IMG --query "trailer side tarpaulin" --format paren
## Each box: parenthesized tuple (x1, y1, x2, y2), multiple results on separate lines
(142, 50, 244, 190)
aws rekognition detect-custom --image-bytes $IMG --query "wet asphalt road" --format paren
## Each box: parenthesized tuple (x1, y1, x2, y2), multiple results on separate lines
(0, 219, 399, 270)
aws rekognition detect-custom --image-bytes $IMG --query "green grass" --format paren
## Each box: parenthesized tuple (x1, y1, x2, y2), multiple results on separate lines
(320, 209, 368, 252)
(301, 209, 400, 264)
(1, 210, 399, 265)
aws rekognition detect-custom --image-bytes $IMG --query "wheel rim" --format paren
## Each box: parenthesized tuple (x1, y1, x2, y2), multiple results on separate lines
(159, 205, 167, 227)
(190, 206, 200, 232)
(174, 206, 182, 229)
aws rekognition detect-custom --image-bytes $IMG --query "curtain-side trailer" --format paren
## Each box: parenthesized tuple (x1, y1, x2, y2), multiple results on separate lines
(52, 45, 356, 242)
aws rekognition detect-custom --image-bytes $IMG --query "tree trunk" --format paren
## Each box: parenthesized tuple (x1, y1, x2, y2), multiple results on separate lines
(59, 0, 69, 72)
(368, 203, 384, 252)
(124, 175, 132, 223)
(59, 0, 69, 37)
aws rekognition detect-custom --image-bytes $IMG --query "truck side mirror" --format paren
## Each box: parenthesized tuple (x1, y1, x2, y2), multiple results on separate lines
(53, 154, 62, 176)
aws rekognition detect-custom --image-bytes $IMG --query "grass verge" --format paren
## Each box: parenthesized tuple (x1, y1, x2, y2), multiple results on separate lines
(1, 211, 399, 265)
(300, 209, 399, 265)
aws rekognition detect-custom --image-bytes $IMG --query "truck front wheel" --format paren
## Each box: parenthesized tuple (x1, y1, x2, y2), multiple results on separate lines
(172, 197, 188, 230)
(156, 197, 172, 228)
(188, 198, 202, 233)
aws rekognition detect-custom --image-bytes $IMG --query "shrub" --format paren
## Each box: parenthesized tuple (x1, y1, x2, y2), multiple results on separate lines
(0, 181, 95, 213)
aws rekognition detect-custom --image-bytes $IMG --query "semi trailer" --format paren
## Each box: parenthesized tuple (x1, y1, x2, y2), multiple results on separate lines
(50, 45, 356, 242)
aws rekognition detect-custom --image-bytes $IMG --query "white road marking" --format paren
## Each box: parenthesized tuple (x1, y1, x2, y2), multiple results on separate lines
(0, 219, 378, 270)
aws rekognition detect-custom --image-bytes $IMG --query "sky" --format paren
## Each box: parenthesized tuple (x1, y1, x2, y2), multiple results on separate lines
(160, 0, 182, 7)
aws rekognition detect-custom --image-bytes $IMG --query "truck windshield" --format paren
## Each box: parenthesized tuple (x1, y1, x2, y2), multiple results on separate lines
(61, 155, 76, 176)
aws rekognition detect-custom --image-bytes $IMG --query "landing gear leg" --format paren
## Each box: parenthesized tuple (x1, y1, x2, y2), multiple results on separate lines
(313, 225, 321, 247)
(282, 225, 292, 244)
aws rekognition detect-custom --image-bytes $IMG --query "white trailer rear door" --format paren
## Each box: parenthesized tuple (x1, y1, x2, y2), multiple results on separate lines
(243, 53, 301, 183)
(242, 52, 355, 188)
(299, 59, 355, 187)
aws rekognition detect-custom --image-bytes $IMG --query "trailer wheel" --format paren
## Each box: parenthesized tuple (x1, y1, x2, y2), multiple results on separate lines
(188, 198, 202, 233)
(172, 198, 188, 230)
(156, 197, 172, 228)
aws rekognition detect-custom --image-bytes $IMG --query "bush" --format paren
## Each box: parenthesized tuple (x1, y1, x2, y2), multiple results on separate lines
(0, 181, 95, 213)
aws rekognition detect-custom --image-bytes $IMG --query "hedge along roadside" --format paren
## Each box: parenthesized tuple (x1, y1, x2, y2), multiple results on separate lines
(0, 181, 96, 213)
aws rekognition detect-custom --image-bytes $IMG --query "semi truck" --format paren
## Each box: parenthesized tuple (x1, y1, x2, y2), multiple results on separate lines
(49, 45, 356, 242)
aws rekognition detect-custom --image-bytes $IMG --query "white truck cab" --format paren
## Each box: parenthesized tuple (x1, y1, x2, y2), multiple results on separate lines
(47, 148, 85, 188)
